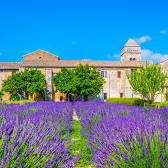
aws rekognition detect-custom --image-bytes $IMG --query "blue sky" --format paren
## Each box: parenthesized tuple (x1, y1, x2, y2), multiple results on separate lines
(0, 0, 168, 63)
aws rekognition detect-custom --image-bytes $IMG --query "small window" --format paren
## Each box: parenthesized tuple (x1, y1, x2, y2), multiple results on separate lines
(117, 71, 121, 78)
(120, 93, 123, 98)
(133, 58, 136, 61)
(39, 56, 42, 59)
(52, 73, 56, 77)
(130, 58, 132, 61)
(105, 71, 107, 78)
(101, 71, 107, 78)
(101, 71, 104, 77)
(104, 93, 107, 100)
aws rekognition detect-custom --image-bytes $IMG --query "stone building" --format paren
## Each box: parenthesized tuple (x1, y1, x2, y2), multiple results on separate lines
(0, 39, 159, 102)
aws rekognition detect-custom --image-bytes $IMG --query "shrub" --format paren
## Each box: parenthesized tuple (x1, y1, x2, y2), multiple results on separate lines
(106, 98, 147, 106)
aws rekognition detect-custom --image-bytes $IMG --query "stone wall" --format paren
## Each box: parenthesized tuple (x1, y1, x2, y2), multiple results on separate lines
(101, 68, 140, 100)
(121, 46, 141, 61)
(1, 65, 165, 102)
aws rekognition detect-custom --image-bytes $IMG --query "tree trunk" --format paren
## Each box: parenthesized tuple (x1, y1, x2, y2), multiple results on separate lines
(83, 96, 88, 102)
(30, 93, 34, 100)
(149, 94, 154, 104)
(25, 91, 29, 100)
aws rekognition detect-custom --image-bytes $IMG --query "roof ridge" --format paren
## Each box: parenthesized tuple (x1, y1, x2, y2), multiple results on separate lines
(22, 49, 59, 58)
(124, 38, 139, 47)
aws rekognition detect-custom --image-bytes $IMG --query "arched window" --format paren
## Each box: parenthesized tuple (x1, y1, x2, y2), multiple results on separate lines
(130, 58, 132, 61)
(133, 58, 136, 61)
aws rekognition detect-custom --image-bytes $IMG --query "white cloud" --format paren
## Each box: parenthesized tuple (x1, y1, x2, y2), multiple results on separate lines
(107, 54, 120, 59)
(112, 54, 120, 58)
(160, 30, 167, 34)
(82, 58, 92, 61)
(134, 36, 151, 44)
(107, 49, 168, 63)
(141, 49, 168, 62)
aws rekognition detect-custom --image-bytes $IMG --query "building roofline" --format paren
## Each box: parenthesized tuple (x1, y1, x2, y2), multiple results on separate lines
(19, 60, 140, 68)
(0, 62, 20, 70)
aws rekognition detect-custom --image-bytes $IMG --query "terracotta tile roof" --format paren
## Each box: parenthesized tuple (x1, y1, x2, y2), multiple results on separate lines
(0, 62, 20, 69)
(20, 60, 140, 68)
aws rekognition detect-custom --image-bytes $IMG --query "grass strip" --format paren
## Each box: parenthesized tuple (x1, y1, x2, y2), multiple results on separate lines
(69, 119, 94, 167)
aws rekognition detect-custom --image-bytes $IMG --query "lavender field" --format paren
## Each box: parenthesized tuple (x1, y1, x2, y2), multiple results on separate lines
(0, 101, 167, 167)
(0, 102, 75, 167)
(74, 102, 168, 168)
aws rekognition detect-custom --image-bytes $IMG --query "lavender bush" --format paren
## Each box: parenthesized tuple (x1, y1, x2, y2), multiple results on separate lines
(0, 102, 75, 168)
(74, 102, 168, 168)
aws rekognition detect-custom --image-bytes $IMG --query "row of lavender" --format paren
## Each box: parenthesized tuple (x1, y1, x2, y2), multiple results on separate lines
(74, 102, 168, 168)
(0, 102, 75, 168)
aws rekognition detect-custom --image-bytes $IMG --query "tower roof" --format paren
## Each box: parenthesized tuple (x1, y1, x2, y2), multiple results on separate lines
(124, 38, 139, 47)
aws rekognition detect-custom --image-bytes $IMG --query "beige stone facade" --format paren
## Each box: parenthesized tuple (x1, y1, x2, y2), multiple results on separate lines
(0, 39, 161, 102)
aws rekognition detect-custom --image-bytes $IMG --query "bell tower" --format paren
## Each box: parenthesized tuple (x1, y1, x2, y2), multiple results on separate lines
(121, 39, 141, 61)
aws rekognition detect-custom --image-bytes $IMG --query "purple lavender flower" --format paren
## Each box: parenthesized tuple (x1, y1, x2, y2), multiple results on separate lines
(74, 101, 168, 167)
(0, 101, 75, 167)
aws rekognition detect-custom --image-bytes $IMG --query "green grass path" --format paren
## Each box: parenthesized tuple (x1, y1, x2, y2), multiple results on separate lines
(69, 112, 94, 168)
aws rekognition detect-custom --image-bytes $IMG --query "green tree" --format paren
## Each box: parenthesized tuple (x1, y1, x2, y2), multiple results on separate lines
(126, 63, 168, 103)
(22, 69, 46, 99)
(52, 64, 103, 101)
(52, 68, 76, 100)
(0, 90, 4, 101)
(2, 72, 25, 98)
(74, 64, 103, 101)
(2, 69, 46, 100)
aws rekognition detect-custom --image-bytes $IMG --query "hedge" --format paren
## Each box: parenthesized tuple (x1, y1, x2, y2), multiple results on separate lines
(106, 98, 147, 106)
(4, 100, 35, 104)
(154, 101, 168, 108)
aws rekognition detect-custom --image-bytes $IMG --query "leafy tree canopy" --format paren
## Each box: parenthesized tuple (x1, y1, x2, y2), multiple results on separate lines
(2, 69, 46, 99)
(126, 63, 168, 102)
(22, 69, 46, 95)
(52, 64, 103, 100)
(73, 64, 103, 99)
(52, 68, 76, 94)
(2, 72, 25, 96)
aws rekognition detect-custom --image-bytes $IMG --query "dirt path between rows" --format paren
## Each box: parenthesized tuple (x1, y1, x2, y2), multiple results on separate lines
(72, 111, 79, 121)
